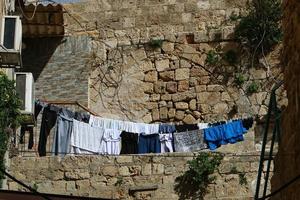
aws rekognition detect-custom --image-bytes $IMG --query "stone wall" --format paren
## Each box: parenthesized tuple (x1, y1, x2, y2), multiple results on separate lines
(21, 35, 92, 106)
(18, 0, 288, 152)
(270, 0, 300, 199)
(6, 153, 266, 199)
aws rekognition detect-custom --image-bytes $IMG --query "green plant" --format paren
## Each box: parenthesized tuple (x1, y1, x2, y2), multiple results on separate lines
(235, 0, 282, 58)
(175, 152, 223, 198)
(149, 39, 163, 49)
(0, 72, 21, 186)
(234, 73, 246, 86)
(224, 50, 238, 65)
(206, 50, 220, 65)
(247, 82, 259, 93)
(239, 173, 248, 186)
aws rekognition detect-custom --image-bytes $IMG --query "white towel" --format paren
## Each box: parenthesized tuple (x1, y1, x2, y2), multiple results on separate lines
(198, 123, 209, 130)
(71, 119, 104, 153)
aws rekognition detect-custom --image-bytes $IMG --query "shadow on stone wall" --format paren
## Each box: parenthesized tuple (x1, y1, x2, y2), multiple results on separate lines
(174, 174, 204, 200)
(20, 37, 64, 80)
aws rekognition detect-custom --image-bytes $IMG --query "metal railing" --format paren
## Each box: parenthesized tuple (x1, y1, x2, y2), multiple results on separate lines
(254, 80, 284, 200)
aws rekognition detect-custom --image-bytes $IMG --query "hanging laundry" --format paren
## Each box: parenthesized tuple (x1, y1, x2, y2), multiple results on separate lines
(138, 134, 161, 154)
(159, 133, 174, 153)
(242, 117, 254, 130)
(89, 114, 159, 134)
(51, 108, 75, 156)
(38, 104, 60, 156)
(34, 100, 47, 120)
(204, 120, 248, 150)
(175, 124, 199, 132)
(70, 119, 104, 154)
(159, 124, 176, 133)
(99, 129, 122, 155)
(174, 130, 207, 152)
(120, 131, 139, 154)
(20, 125, 34, 149)
(74, 111, 90, 123)
(198, 123, 209, 130)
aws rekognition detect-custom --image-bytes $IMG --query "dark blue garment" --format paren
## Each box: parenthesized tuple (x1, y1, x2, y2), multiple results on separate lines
(204, 120, 247, 150)
(138, 134, 161, 154)
(159, 124, 176, 133)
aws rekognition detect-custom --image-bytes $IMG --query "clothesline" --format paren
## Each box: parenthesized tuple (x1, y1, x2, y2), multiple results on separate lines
(21, 100, 254, 157)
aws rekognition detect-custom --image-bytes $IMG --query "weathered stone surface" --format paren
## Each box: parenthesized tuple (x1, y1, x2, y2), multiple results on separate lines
(142, 164, 152, 176)
(166, 82, 177, 93)
(102, 166, 118, 177)
(197, 92, 221, 105)
(250, 69, 267, 79)
(190, 67, 209, 77)
(143, 82, 154, 94)
(159, 71, 175, 81)
(168, 108, 176, 118)
(207, 85, 224, 92)
(150, 94, 160, 101)
(175, 110, 185, 120)
(183, 114, 196, 124)
(147, 102, 158, 110)
(172, 90, 196, 102)
(195, 85, 207, 92)
(152, 164, 164, 175)
(116, 156, 133, 164)
(175, 68, 190, 80)
(162, 42, 175, 52)
(180, 59, 192, 68)
(189, 99, 197, 110)
(144, 71, 158, 82)
(177, 80, 189, 92)
(198, 76, 210, 84)
(212, 103, 229, 113)
(131, 48, 147, 61)
(161, 94, 172, 101)
(154, 81, 166, 94)
(152, 108, 160, 121)
(221, 92, 231, 101)
(175, 102, 189, 110)
(160, 107, 168, 120)
(119, 166, 130, 176)
(155, 59, 170, 72)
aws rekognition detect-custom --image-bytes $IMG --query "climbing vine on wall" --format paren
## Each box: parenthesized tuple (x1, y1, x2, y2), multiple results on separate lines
(0, 72, 21, 186)
(235, 0, 282, 60)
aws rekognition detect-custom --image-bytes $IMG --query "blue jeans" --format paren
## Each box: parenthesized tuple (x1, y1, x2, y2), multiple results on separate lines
(138, 134, 161, 154)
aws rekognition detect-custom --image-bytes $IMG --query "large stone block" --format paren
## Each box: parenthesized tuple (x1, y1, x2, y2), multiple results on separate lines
(155, 59, 170, 72)
(178, 80, 189, 92)
(183, 114, 196, 124)
(144, 71, 158, 82)
(160, 107, 169, 120)
(172, 90, 196, 102)
(175, 68, 190, 80)
(159, 71, 175, 81)
(175, 102, 189, 110)
(166, 82, 178, 93)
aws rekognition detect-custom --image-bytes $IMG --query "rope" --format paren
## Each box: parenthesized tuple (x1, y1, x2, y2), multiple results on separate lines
(17, 0, 38, 21)
(0, 168, 52, 200)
